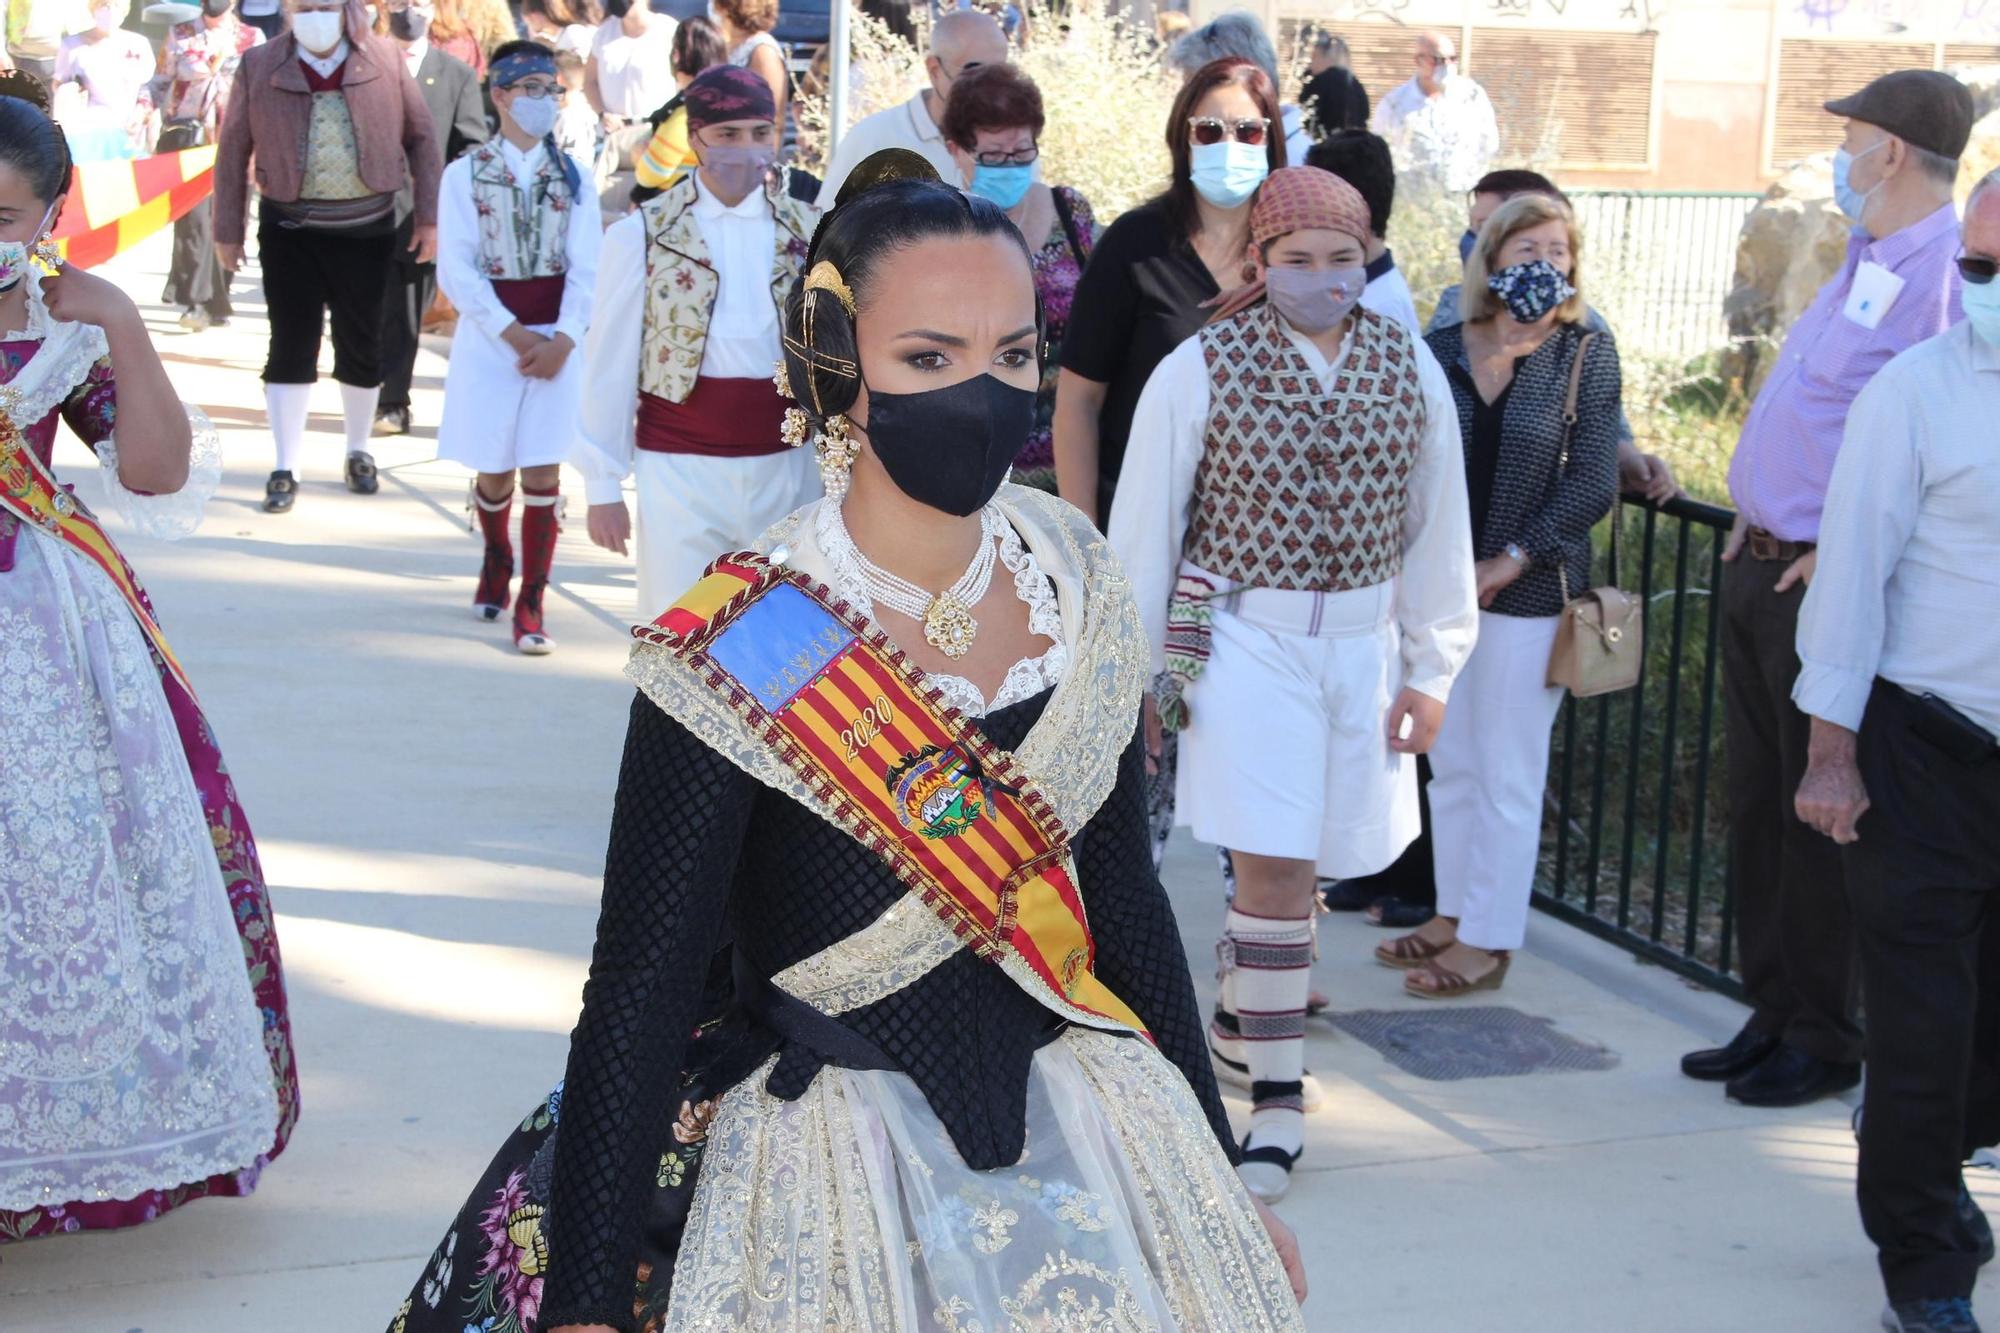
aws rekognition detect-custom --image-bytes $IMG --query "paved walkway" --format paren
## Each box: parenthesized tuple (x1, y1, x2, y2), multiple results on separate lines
(2, 234, 1991, 1333)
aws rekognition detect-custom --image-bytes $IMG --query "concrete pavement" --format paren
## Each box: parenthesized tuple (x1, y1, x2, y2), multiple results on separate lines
(1, 232, 1988, 1332)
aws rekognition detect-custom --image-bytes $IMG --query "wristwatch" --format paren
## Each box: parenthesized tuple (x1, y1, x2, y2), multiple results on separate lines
(1504, 542, 1531, 570)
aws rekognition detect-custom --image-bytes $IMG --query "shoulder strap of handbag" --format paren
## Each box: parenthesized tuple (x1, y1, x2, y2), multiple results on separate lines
(1554, 329, 1616, 603)
(1051, 186, 1086, 269)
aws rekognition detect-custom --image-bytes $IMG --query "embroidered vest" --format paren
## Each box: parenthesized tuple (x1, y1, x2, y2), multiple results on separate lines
(1184, 303, 1425, 593)
(300, 91, 370, 200)
(636, 172, 816, 405)
(468, 140, 574, 281)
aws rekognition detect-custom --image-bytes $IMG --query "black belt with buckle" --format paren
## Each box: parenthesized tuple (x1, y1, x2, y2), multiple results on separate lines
(1746, 528, 1815, 562)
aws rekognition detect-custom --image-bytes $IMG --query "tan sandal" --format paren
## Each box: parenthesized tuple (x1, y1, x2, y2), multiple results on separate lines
(1405, 951, 1512, 999)
(1375, 927, 1452, 970)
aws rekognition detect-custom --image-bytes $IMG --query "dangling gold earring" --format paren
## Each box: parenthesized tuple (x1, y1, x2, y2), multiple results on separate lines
(816, 414, 857, 500)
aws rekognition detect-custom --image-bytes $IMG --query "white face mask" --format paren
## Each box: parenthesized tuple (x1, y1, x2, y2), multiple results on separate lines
(292, 8, 344, 53)
(91, 5, 117, 31)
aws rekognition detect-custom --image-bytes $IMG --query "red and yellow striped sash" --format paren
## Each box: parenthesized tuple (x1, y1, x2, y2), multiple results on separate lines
(0, 416, 196, 700)
(642, 553, 1146, 1036)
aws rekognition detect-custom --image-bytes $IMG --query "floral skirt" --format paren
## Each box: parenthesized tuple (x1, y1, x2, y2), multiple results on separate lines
(394, 1026, 1302, 1332)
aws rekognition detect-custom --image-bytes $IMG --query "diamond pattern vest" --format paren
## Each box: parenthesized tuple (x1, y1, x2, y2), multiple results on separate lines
(300, 91, 371, 200)
(1185, 302, 1425, 592)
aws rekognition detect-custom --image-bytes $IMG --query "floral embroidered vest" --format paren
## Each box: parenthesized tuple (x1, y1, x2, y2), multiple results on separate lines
(1185, 302, 1425, 592)
(636, 170, 816, 405)
(468, 139, 575, 280)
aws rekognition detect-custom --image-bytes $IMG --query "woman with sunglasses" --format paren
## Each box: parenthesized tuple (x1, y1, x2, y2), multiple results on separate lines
(1053, 55, 1283, 531)
(388, 148, 1306, 1333)
(940, 63, 1093, 493)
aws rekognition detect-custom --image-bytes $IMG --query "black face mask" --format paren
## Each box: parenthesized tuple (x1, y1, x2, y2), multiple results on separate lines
(388, 7, 429, 38)
(861, 373, 1035, 517)
(600, 0, 631, 15)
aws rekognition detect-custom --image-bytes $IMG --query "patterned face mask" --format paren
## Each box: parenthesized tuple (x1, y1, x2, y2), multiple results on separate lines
(1486, 257, 1576, 324)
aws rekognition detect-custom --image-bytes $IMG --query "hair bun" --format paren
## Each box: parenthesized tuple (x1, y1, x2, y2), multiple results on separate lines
(833, 147, 941, 208)
(0, 71, 52, 115)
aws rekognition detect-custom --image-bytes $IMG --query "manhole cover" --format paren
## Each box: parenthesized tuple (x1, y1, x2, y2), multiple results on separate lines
(1328, 1006, 1619, 1081)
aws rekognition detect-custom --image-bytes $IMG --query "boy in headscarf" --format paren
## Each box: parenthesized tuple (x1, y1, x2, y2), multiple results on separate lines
(1108, 166, 1479, 1201)
(435, 40, 601, 654)
(571, 65, 822, 622)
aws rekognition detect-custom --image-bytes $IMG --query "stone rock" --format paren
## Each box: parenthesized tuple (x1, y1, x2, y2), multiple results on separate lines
(1722, 158, 1848, 393)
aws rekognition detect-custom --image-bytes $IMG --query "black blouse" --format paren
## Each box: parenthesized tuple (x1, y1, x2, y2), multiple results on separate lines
(1058, 199, 1219, 528)
(536, 687, 1234, 1330)
(1461, 373, 1515, 547)
(1424, 321, 1623, 619)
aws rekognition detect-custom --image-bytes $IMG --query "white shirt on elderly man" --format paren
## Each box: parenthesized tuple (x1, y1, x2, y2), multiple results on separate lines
(1794, 320, 2000, 738)
(1373, 72, 1499, 194)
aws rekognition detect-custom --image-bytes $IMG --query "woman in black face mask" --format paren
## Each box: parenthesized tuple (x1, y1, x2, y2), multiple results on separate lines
(389, 148, 1308, 1333)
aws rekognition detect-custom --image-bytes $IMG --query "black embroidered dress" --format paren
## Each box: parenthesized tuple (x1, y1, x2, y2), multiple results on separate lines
(389, 487, 1301, 1333)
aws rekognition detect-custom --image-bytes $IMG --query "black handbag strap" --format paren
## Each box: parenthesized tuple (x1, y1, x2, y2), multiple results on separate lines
(1051, 186, 1087, 269)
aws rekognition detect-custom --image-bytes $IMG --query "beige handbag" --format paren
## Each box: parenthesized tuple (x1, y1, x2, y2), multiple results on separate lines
(1546, 332, 1643, 697)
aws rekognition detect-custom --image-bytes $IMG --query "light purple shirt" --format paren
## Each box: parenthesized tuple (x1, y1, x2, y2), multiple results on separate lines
(1727, 203, 1963, 542)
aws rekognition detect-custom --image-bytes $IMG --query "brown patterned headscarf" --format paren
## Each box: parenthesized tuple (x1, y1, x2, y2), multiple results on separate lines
(1248, 166, 1370, 249)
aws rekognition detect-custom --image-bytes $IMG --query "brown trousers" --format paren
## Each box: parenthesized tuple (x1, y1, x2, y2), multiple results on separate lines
(1720, 553, 1863, 1064)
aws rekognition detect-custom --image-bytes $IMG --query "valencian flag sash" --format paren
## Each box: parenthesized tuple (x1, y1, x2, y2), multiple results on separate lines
(49, 147, 219, 271)
(640, 552, 1149, 1038)
(0, 412, 197, 699)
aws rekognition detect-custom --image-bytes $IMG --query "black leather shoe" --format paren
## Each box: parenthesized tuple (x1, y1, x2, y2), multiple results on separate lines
(1726, 1042, 1861, 1107)
(262, 470, 296, 513)
(1883, 1297, 1981, 1332)
(345, 450, 380, 495)
(1681, 1025, 1780, 1082)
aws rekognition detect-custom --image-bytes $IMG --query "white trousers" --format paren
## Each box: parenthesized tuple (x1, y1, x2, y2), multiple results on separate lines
(632, 447, 820, 622)
(1428, 610, 1565, 951)
(1176, 579, 1417, 879)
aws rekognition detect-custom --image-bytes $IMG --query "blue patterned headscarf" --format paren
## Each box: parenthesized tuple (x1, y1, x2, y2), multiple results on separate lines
(489, 46, 558, 88)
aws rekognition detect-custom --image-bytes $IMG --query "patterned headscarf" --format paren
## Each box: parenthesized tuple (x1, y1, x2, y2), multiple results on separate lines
(1248, 166, 1370, 250)
(683, 66, 775, 131)
(489, 45, 558, 87)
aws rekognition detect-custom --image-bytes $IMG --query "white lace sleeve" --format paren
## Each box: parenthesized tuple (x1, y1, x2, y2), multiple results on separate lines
(90, 404, 222, 542)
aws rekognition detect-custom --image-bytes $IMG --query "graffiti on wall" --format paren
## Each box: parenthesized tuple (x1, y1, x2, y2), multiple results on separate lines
(1307, 0, 1655, 24)
(1784, 0, 2000, 39)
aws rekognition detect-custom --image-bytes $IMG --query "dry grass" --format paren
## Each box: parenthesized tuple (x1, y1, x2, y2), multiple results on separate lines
(793, 4, 1182, 223)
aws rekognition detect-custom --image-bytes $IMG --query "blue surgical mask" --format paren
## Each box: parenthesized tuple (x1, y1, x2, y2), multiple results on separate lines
(1833, 139, 1886, 225)
(1963, 274, 2000, 348)
(1458, 228, 1476, 264)
(1189, 140, 1267, 209)
(969, 162, 1034, 210)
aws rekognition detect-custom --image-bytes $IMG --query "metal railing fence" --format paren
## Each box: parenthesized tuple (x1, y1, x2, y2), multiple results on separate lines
(1569, 190, 1764, 366)
(1532, 491, 1744, 998)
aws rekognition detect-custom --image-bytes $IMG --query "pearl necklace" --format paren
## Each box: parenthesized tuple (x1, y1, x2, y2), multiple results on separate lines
(838, 505, 1001, 659)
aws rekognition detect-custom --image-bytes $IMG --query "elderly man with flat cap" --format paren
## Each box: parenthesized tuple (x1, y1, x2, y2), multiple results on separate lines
(1682, 69, 1972, 1109)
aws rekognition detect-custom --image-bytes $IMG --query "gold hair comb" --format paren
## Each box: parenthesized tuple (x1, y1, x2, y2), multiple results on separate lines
(803, 261, 855, 315)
